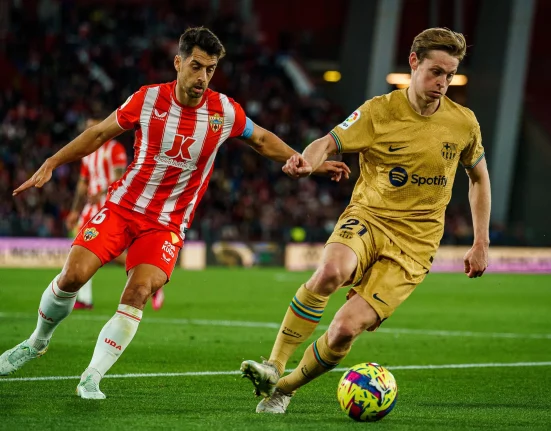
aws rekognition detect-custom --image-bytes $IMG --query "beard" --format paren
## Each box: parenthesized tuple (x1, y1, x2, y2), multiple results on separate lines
(186, 85, 205, 99)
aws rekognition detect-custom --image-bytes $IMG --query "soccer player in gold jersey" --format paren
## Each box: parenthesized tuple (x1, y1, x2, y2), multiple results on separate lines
(241, 27, 491, 413)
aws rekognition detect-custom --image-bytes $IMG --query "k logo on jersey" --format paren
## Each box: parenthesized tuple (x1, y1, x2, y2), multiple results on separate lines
(441, 142, 457, 160)
(165, 134, 195, 162)
(209, 113, 224, 133)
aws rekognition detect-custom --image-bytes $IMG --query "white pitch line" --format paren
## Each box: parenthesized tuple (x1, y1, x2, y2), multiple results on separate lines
(1, 312, 550, 340)
(1, 361, 551, 383)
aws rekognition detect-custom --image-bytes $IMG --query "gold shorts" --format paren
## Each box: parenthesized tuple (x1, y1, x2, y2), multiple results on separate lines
(326, 209, 428, 327)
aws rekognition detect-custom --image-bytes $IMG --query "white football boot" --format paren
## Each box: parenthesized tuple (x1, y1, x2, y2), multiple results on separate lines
(76, 369, 106, 400)
(256, 388, 293, 414)
(240, 358, 280, 397)
(0, 340, 48, 376)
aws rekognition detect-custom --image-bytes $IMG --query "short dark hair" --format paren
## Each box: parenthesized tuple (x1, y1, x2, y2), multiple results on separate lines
(178, 27, 226, 59)
(411, 27, 467, 62)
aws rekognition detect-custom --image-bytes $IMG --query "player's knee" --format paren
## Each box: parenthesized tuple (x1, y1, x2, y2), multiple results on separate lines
(124, 281, 154, 306)
(310, 262, 348, 295)
(58, 266, 91, 292)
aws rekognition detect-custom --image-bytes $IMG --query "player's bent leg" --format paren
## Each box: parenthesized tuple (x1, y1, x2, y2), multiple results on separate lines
(58, 245, 102, 292)
(305, 243, 359, 295)
(326, 293, 380, 352)
(77, 264, 166, 399)
(262, 295, 379, 414)
(242, 243, 358, 399)
(1, 246, 102, 377)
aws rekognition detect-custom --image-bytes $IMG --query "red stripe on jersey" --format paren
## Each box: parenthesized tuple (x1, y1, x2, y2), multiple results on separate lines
(111, 87, 161, 207)
(170, 94, 225, 231)
(146, 98, 199, 219)
(128, 88, 173, 214)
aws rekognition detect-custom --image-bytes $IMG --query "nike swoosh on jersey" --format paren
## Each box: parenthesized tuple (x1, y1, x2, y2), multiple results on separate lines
(372, 293, 389, 305)
(389, 146, 408, 152)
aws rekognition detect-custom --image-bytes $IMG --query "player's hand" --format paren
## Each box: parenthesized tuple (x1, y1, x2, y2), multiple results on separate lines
(282, 154, 313, 179)
(315, 161, 351, 182)
(65, 211, 79, 230)
(13, 159, 55, 196)
(463, 242, 489, 278)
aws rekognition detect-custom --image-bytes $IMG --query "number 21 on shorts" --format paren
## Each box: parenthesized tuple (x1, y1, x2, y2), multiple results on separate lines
(340, 218, 368, 236)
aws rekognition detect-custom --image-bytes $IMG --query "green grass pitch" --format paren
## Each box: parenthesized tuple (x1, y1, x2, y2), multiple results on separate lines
(1, 268, 550, 430)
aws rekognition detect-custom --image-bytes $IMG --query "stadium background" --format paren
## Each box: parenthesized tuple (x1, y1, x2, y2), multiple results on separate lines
(0, 1, 550, 429)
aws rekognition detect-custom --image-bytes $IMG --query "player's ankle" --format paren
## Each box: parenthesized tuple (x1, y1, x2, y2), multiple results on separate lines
(27, 336, 49, 352)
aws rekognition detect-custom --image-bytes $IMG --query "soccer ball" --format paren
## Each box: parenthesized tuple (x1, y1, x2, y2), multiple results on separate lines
(337, 362, 398, 422)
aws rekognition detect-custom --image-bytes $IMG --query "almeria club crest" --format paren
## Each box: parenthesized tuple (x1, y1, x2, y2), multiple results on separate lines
(209, 113, 223, 133)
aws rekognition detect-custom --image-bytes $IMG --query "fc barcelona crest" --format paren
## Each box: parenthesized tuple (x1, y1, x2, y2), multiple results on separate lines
(441, 142, 457, 160)
(209, 113, 223, 133)
(83, 227, 99, 242)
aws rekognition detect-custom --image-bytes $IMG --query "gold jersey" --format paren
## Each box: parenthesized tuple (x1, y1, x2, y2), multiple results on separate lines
(329, 89, 485, 269)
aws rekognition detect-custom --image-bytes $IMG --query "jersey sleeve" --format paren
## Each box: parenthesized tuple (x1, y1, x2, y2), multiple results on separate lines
(229, 100, 247, 138)
(116, 87, 147, 130)
(460, 121, 485, 168)
(110, 142, 128, 168)
(80, 160, 89, 179)
(329, 101, 374, 153)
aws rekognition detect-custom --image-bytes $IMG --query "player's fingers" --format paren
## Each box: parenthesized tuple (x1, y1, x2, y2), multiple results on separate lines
(12, 179, 35, 196)
(464, 259, 470, 274)
(292, 154, 303, 166)
(336, 162, 351, 174)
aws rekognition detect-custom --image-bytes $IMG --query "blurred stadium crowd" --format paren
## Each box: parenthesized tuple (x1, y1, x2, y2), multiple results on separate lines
(0, 1, 526, 246)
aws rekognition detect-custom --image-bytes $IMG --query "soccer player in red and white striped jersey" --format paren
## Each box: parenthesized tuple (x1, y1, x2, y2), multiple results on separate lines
(4, 27, 350, 398)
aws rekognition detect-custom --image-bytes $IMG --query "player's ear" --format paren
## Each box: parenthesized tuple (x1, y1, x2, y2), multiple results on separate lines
(409, 52, 418, 71)
(174, 55, 181, 73)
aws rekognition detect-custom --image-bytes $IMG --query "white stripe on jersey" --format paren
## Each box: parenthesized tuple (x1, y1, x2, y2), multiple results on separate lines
(180, 94, 236, 234)
(110, 86, 160, 204)
(132, 99, 181, 213)
(157, 100, 211, 227)
(96, 145, 109, 192)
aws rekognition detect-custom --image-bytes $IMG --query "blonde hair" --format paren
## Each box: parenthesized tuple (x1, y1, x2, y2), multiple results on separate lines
(410, 27, 467, 62)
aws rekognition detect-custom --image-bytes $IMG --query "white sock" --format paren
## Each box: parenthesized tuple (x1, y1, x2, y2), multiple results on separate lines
(85, 304, 142, 379)
(28, 275, 77, 351)
(76, 278, 93, 305)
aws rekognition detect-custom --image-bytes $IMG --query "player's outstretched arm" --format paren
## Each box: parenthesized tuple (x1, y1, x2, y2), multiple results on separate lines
(463, 157, 491, 278)
(245, 123, 349, 181)
(283, 134, 349, 180)
(13, 111, 124, 196)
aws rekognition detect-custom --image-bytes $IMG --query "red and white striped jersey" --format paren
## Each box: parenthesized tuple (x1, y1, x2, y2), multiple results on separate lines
(79, 140, 127, 225)
(108, 81, 247, 238)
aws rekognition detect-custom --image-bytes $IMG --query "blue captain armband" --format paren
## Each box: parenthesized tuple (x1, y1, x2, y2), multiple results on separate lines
(240, 117, 254, 139)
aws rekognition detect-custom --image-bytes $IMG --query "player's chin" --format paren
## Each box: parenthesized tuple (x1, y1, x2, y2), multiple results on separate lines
(188, 88, 205, 98)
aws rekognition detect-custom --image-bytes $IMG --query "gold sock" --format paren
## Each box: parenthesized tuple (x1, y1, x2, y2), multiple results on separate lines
(268, 284, 328, 375)
(276, 332, 350, 394)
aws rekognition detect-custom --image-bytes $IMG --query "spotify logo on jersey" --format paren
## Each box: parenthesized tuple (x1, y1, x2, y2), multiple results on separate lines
(389, 167, 408, 187)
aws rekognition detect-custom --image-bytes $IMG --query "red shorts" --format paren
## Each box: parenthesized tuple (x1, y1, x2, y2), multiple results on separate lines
(73, 202, 183, 280)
